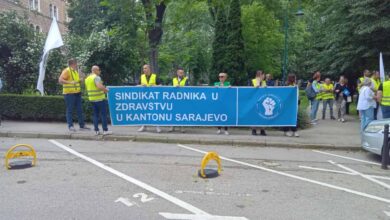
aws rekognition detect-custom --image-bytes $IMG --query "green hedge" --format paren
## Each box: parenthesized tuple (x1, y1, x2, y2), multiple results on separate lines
(0, 94, 94, 122)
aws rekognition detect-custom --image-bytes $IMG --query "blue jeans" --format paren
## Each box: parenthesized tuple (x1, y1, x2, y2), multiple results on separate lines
(310, 99, 320, 121)
(382, 105, 390, 119)
(64, 93, 85, 128)
(360, 108, 374, 133)
(92, 100, 108, 132)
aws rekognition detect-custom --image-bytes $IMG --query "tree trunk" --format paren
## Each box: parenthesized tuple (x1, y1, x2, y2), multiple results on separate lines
(142, 0, 166, 74)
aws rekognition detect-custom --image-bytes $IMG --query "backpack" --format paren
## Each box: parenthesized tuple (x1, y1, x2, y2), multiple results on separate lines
(305, 84, 316, 100)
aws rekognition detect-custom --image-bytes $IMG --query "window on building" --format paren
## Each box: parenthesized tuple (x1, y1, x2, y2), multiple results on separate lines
(29, 0, 40, 11)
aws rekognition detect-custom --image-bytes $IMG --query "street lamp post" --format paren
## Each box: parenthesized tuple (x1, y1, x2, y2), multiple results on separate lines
(282, 0, 304, 85)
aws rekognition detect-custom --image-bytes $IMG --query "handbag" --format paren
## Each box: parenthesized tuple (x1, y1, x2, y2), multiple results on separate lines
(305, 85, 316, 100)
(347, 96, 352, 103)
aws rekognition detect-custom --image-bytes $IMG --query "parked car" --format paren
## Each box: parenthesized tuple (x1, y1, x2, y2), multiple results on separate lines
(362, 119, 390, 157)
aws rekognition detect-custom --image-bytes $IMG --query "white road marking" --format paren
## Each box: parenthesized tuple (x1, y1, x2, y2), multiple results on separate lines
(384, 211, 390, 217)
(175, 190, 252, 197)
(299, 165, 390, 180)
(312, 150, 381, 166)
(177, 144, 390, 204)
(159, 212, 248, 220)
(49, 140, 210, 216)
(328, 160, 390, 190)
(299, 165, 354, 175)
(115, 197, 137, 207)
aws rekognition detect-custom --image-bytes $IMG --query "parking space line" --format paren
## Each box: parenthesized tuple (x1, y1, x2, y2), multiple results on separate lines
(298, 165, 354, 175)
(48, 140, 210, 216)
(177, 144, 390, 204)
(329, 160, 390, 190)
(312, 150, 381, 166)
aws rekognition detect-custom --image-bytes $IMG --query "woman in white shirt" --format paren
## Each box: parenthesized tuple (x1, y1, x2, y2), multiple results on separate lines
(357, 78, 377, 132)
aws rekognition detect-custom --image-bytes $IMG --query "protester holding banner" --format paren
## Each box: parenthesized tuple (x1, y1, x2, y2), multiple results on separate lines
(321, 78, 336, 120)
(334, 76, 348, 122)
(214, 72, 230, 135)
(169, 67, 188, 133)
(138, 64, 162, 133)
(85, 66, 112, 136)
(283, 74, 299, 137)
(58, 59, 90, 132)
(251, 70, 267, 136)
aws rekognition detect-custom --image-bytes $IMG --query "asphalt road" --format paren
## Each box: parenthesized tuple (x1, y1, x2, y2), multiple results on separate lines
(1, 137, 389, 220)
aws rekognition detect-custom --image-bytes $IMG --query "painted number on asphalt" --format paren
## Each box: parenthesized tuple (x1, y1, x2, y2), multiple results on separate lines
(133, 193, 155, 203)
(115, 193, 155, 208)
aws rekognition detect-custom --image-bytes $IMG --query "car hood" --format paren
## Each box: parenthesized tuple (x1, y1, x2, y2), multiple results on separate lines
(368, 119, 390, 126)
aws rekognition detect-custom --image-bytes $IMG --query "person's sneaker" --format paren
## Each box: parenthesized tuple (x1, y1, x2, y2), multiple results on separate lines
(252, 129, 257, 136)
(168, 127, 174, 132)
(156, 127, 161, 133)
(260, 130, 267, 136)
(337, 118, 341, 122)
(94, 131, 100, 136)
(313, 119, 319, 122)
(294, 132, 300, 137)
(180, 128, 186, 133)
(224, 130, 229, 135)
(103, 130, 113, 136)
(69, 126, 77, 132)
(286, 131, 293, 137)
(331, 116, 336, 120)
(341, 118, 345, 123)
(138, 126, 146, 132)
(217, 129, 221, 135)
(79, 126, 91, 131)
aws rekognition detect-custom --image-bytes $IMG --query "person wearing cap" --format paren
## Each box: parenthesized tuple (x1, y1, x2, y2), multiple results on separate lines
(214, 72, 230, 135)
(357, 78, 377, 132)
(250, 70, 267, 136)
(169, 67, 189, 133)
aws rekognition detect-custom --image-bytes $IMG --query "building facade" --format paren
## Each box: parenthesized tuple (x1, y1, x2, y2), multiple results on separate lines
(0, 0, 68, 33)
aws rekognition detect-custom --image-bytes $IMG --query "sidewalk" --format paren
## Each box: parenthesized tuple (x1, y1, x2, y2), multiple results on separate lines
(0, 112, 361, 149)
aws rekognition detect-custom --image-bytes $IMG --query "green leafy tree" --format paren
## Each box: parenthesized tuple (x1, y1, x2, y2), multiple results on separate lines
(225, 0, 246, 85)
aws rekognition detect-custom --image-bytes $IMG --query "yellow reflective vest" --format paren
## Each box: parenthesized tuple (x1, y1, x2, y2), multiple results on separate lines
(372, 78, 380, 91)
(173, 77, 188, 86)
(252, 79, 266, 87)
(85, 74, 105, 101)
(381, 81, 390, 106)
(140, 73, 157, 86)
(322, 84, 334, 100)
(63, 67, 81, 94)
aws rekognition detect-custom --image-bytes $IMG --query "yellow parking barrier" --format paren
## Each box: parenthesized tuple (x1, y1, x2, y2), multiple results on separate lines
(199, 152, 222, 178)
(5, 144, 37, 169)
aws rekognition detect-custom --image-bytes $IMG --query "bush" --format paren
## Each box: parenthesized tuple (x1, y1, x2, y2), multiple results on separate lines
(0, 94, 94, 122)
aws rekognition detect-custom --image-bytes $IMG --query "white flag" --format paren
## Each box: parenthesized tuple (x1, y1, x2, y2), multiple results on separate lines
(37, 18, 64, 96)
(380, 52, 385, 82)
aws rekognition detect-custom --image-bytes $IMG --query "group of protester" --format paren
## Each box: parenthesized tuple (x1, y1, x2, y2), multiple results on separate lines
(307, 69, 388, 133)
(58, 59, 301, 137)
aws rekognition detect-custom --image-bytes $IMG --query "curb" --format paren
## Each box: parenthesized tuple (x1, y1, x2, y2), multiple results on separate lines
(0, 131, 362, 151)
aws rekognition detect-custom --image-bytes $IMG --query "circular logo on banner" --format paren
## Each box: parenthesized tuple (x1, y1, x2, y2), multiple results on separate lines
(256, 94, 282, 119)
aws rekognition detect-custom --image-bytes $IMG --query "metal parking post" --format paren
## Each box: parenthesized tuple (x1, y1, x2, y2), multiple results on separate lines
(382, 124, 389, 170)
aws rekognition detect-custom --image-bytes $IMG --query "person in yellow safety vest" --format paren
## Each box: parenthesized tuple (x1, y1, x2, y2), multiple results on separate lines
(357, 70, 374, 92)
(321, 78, 336, 120)
(283, 73, 300, 137)
(138, 64, 162, 133)
(85, 66, 112, 136)
(58, 58, 90, 132)
(169, 67, 188, 133)
(372, 70, 381, 119)
(214, 72, 231, 135)
(377, 73, 390, 119)
(250, 70, 267, 136)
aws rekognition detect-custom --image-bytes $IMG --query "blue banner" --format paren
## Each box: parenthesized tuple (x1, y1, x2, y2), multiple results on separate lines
(107, 86, 298, 127)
